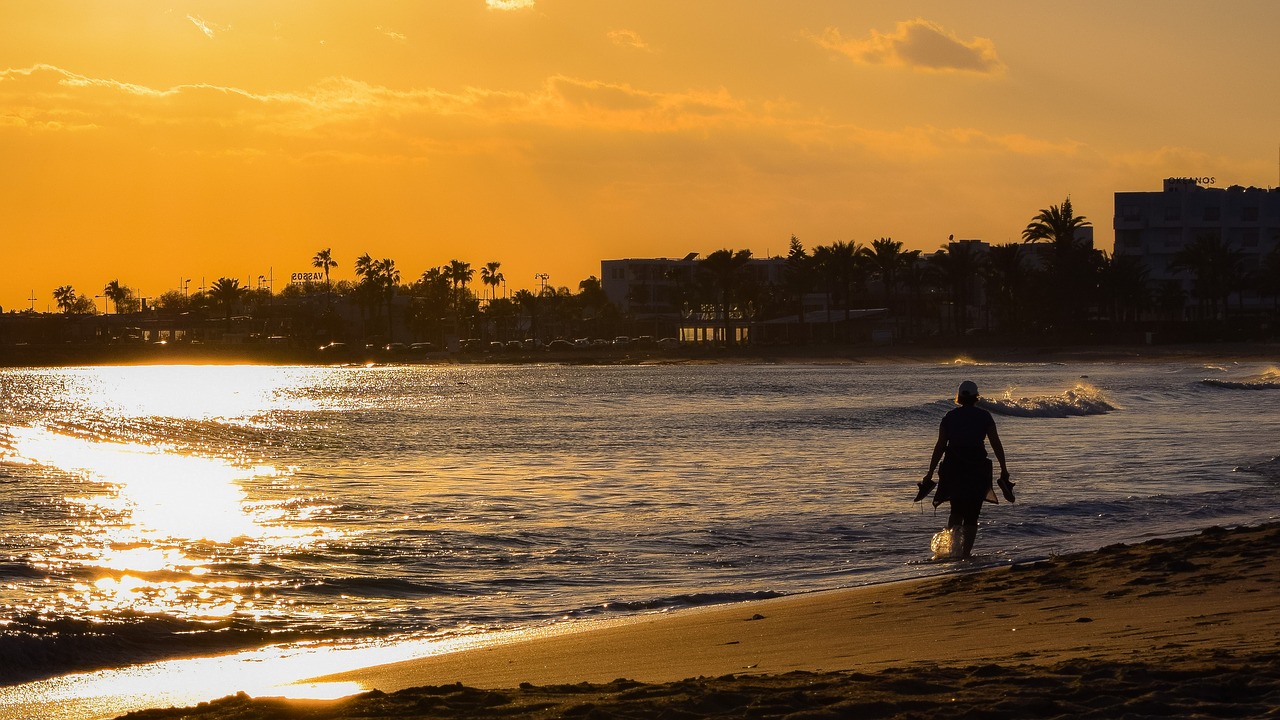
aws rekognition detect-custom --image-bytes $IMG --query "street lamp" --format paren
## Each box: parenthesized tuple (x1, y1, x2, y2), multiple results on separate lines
(534, 272, 549, 293)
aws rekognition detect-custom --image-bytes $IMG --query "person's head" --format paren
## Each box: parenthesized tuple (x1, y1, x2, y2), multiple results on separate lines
(955, 380, 979, 406)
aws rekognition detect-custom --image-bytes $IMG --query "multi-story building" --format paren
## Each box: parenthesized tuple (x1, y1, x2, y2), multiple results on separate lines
(600, 253, 789, 341)
(1114, 178, 1280, 312)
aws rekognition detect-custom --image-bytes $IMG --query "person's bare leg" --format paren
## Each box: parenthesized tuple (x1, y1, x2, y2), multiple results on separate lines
(960, 524, 977, 558)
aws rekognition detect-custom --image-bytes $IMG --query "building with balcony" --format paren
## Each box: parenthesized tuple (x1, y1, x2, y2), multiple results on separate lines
(1114, 178, 1280, 313)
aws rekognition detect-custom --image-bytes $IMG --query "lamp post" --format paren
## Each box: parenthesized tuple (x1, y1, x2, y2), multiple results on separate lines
(535, 273, 549, 294)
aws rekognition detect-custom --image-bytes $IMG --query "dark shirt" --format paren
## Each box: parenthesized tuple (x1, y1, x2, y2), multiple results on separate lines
(940, 405, 995, 461)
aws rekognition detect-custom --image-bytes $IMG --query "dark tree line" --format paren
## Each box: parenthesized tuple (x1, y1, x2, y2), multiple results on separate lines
(29, 197, 1280, 347)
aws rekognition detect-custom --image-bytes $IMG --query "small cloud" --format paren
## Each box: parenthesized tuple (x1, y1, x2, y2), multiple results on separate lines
(608, 29, 650, 51)
(376, 26, 407, 43)
(187, 14, 220, 40)
(813, 18, 1003, 74)
(486, 0, 535, 10)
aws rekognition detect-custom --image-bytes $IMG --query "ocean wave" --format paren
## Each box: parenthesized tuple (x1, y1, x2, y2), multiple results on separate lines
(981, 384, 1115, 418)
(568, 590, 786, 617)
(0, 612, 351, 687)
(1199, 368, 1280, 390)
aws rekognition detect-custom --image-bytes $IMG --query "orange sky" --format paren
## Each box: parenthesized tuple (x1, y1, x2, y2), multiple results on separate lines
(3, 1, 1279, 311)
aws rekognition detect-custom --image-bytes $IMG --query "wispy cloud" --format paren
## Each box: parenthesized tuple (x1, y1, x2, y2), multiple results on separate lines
(376, 26, 407, 43)
(0, 63, 1081, 178)
(186, 14, 220, 40)
(812, 19, 1003, 74)
(607, 29, 650, 51)
(486, 0, 535, 10)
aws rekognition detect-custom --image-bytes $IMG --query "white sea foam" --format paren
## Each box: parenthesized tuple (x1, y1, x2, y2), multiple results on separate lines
(981, 383, 1115, 417)
(930, 527, 963, 560)
(1200, 368, 1280, 390)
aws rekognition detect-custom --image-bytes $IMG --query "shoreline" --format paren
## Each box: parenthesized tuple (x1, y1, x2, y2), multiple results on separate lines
(19, 521, 1273, 719)
(0, 340, 1275, 369)
(307, 522, 1280, 691)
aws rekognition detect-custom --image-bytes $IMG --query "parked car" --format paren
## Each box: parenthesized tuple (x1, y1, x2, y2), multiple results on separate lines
(613, 336, 631, 347)
(547, 339, 574, 351)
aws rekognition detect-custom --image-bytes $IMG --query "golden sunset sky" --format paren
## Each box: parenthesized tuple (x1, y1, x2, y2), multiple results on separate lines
(3, 1, 1279, 311)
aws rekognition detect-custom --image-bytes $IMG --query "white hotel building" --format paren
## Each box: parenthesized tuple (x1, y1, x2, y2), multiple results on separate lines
(1114, 178, 1280, 310)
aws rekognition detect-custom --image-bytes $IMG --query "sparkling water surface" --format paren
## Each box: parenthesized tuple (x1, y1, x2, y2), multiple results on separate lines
(1, 359, 1278, 690)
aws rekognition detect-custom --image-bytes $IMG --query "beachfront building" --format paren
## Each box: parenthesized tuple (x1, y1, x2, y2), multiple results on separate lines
(601, 253, 789, 343)
(1114, 178, 1280, 316)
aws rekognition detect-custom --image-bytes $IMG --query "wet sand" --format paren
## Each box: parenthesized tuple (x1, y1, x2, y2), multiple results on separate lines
(117, 523, 1280, 719)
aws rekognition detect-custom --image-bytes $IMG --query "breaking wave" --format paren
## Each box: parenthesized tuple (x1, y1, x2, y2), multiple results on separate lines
(1200, 368, 1280, 390)
(981, 384, 1115, 418)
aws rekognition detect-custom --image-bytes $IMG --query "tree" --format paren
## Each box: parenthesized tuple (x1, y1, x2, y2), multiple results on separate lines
(1169, 234, 1244, 321)
(783, 236, 813, 343)
(1097, 252, 1149, 324)
(355, 254, 401, 340)
(53, 286, 77, 314)
(408, 267, 452, 344)
(1022, 196, 1094, 331)
(153, 290, 190, 313)
(513, 289, 540, 342)
(983, 243, 1028, 332)
(813, 240, 868, 340)
(103, 279, 130, 315)
(699, 248, 753, 346)
(443, 260, 474, 307)
(208, 277, 245, 321)
(312, 248, 338, 293)
(861, 237, 906, 310)
(480, 261, 504, 301)
(928, 238, 985, 335)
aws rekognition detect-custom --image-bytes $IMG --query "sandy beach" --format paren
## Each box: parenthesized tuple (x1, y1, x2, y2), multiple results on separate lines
(112, 522, 1280, 719)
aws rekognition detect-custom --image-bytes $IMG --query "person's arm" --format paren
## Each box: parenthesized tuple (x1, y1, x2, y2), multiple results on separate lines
(924, 422, 946, 480)
(988, 422, 1009, 480)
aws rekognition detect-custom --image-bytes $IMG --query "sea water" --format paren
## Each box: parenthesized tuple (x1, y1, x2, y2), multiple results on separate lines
(1, 359, 1277, 695)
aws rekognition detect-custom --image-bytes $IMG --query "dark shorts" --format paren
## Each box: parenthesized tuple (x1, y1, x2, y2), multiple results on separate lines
(948, 495, 983, 527)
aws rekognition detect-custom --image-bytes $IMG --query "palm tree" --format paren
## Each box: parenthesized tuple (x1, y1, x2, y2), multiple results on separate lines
(103, 280, 129, 315)
(929, 239, 985, 335)
(480, 261, 504, 301)
(1169, 234, 1243, 321)
(444, 259, 474, 307)
(312, 248, 337, 293)
(1022, 197, 1094, 330)
(813, 240, 866, 340)
(376, 258, 400, 341)
(208, 277, 244, 321)
(699, 248, 752, 346)
(1098, 252, 1150, 324)
(1022, 196, 1091, 248)
(861, 237, 905, 310)
(983, 243, 1027, 333)
(353, 252, 379, 337)
(53, 285, 77, 314)
(513, 288, 540, 342)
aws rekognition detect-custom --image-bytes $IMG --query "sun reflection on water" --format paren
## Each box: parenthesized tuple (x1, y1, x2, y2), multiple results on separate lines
(2, 420, 336, 625)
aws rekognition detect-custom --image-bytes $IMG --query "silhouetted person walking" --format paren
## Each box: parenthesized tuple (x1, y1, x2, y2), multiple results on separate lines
(916, 380, 1013, 558)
